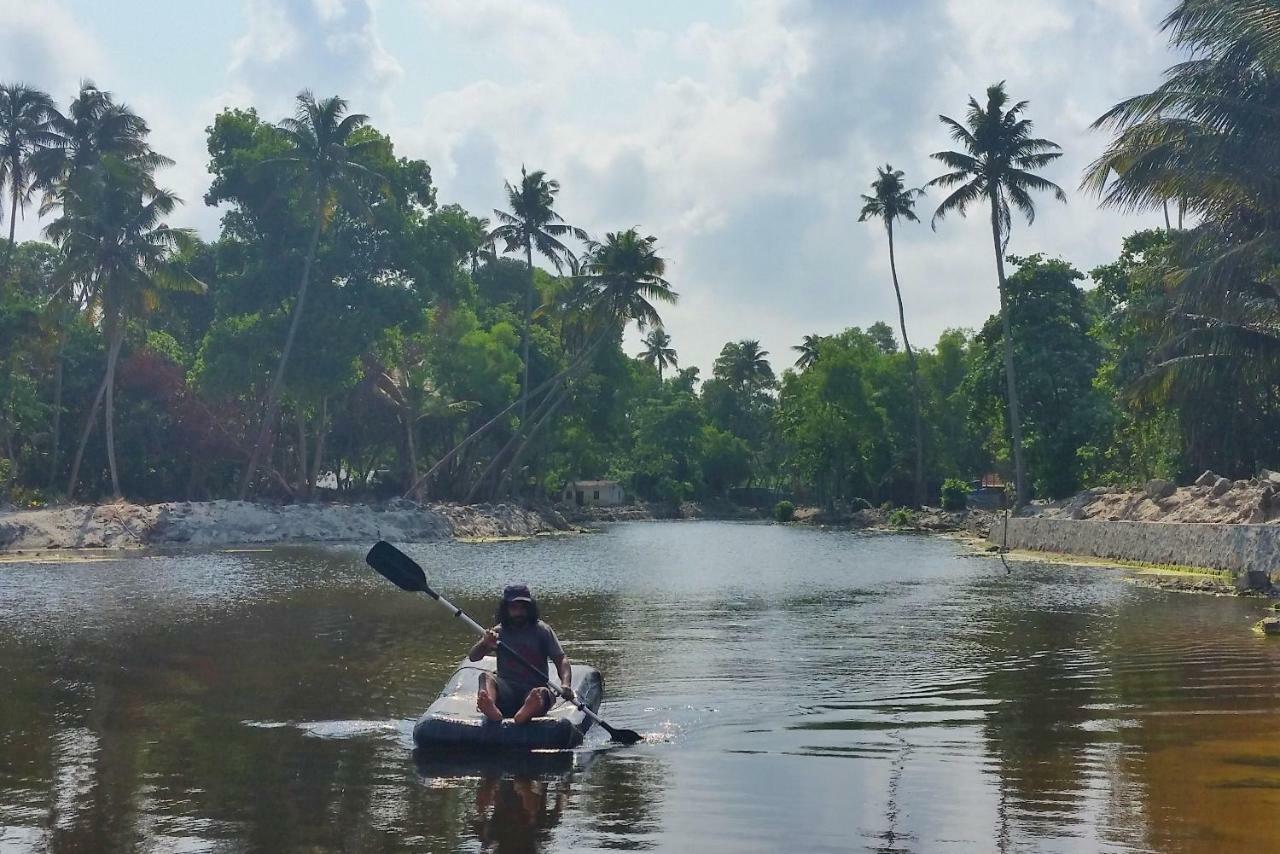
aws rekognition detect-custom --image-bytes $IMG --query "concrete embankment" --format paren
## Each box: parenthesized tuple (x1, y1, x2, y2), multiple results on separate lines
(992, 516, 1279, 589)
(0, 499, 568, 552)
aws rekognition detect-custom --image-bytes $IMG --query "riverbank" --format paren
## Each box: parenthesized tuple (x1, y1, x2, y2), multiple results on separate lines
(0, 499, 569, 553)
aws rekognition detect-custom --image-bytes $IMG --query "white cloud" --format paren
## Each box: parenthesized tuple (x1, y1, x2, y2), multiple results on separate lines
(228, 0, 402, 116)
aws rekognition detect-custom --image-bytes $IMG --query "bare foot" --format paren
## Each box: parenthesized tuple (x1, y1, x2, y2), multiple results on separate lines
(476, 689, 503, 722)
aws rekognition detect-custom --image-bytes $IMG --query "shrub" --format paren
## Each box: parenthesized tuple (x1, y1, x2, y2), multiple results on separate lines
(941, 478, 970, 511)
(774, 500, 795, 523)
(888, 508, 917, 528)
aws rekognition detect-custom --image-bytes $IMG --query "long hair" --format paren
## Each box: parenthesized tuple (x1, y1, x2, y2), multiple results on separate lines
(496, 598, 540, 629)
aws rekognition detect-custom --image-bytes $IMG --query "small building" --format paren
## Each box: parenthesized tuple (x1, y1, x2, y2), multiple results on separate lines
(968, 473, 1009, 510)
(563, 479, 625, 507)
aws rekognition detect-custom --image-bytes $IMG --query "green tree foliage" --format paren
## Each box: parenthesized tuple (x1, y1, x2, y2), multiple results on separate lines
(8, 19, 1280, 512)
(967, 256, 1105, 498)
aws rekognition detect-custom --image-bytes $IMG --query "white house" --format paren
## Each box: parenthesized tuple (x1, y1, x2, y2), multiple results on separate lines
(563, 479, 625, 507)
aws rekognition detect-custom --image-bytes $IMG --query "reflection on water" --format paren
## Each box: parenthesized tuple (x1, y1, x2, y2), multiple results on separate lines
(3, 523, 1280, 852)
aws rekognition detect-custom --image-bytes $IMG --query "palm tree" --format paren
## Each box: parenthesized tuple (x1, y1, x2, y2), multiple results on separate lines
(860, 163, 927, 508)
(46, 156, 196, 499)
(928, 82, 1066, 507)
(34, 82, 171, 498)
(639, 327, 678, 379)
(489, 167, 587, 425)
(0, 83, 59, 276)
(238, 91, 387, 499)
(583, 229, 677, 332)
(718, 339, 775, 390)
(792, 334, 823, 369)
(1082, 0, 1280, 470)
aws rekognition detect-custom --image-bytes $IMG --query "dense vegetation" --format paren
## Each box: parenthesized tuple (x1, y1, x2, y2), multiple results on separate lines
(0, 1, 1275, 510)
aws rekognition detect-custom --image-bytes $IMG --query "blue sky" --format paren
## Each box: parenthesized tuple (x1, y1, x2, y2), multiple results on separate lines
(1, 0, 1174, 374)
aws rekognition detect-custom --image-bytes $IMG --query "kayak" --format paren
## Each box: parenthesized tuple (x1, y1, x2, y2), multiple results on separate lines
(413, 656, 604, 751)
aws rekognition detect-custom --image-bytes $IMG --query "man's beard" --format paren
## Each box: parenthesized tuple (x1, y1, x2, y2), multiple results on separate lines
(507, 612, 529, 627)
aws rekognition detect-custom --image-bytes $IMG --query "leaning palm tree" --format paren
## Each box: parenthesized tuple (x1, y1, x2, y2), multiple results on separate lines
(238, 91, 387, 499)
(860, 164, 926, 508)
(46, 156, 197, 499)
(0, 83, 59, 275)
(928, 82, 1066, 507)
(640, 327, 678, 379)
(488, 229, 678, 497)
(792, 334, 824, 369)
(489, 167, 587, 425)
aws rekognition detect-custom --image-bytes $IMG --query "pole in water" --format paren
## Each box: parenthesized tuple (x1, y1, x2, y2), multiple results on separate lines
(999, 502, 1011, 574)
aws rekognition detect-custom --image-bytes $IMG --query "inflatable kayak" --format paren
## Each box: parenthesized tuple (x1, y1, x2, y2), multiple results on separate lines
(413, 656, 604, 751)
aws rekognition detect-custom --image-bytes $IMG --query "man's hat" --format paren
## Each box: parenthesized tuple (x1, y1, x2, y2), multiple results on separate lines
(502, 583, 534, 604)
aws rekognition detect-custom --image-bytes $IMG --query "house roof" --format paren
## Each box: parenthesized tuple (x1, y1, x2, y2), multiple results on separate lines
(566, 480, 621, 488)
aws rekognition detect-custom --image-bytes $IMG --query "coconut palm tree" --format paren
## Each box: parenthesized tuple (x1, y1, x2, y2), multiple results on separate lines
(583, 229, 676, 332)
(792, 334, 823, 369)
(238, 91, 388, 499)
(46, 156, 197, 499)
(718, 339, 775, 390)
(640, 327, 678, 379)
(34, 81, 167, 204)
(489, 167, 587, 425)
(860, 163, 927, 508)
(0, 83, 59, 276)
(928, 82, 1066, 507)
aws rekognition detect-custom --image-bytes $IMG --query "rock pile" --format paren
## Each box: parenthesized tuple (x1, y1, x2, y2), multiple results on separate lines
(1044, 470, 1280, 525)
(0, 499, 561, 552)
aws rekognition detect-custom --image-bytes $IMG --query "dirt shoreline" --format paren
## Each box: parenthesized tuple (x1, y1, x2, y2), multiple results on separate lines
(0, 498, 994, 554)
(0, 499, 573, 553)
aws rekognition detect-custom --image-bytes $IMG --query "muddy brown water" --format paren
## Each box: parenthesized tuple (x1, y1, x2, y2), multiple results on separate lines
(2, 522, 1280, 853)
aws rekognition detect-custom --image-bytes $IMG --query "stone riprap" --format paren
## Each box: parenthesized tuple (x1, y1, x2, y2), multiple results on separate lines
(992, 517, 1280, 588)
(0, 499, 564, 552)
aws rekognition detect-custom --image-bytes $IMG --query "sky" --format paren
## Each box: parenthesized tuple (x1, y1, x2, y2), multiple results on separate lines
(0, 0, 1177, 376)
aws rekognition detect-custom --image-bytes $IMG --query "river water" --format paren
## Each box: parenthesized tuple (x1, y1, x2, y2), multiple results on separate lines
(2, 521, 1280, 853)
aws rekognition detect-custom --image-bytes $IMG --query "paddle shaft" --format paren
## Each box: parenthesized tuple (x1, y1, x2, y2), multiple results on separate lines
(418, 586, 626, 738)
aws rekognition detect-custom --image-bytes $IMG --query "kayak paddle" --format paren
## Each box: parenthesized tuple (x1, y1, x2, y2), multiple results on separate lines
(365, 540, 642, 745)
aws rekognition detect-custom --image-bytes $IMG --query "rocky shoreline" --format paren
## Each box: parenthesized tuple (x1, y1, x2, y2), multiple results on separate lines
(0, 499, 571, 553)
(0, 497, 987, 554)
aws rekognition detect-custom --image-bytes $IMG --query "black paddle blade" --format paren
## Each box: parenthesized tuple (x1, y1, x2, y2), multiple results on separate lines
(366, 541, 429, 593)
(604, 724, 643, 745)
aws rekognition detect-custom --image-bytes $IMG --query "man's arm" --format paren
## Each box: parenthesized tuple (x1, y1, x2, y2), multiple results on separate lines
(552, 653, 573, 699)
(469, 627, 499, 661)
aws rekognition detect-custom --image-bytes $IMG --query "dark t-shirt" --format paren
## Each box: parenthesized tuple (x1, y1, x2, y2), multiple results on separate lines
(496, 620, 564, 694)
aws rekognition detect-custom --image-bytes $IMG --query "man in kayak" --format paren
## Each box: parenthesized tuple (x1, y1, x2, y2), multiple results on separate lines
(470, 583, 575, 724)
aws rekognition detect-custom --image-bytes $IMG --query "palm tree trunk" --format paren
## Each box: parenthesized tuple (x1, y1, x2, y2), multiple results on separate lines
(401, 409, 418, 494)
(515, 237, 535, 500)
(990, 196, 1029, 508)
(5, 189, 18, 274)
(66, 328, 119, 501)
(468, 378, 564, 503)
(404, 333, 605, 500)
(47, 326, 67, 492)
(887, 221, 925, 509)
(1162, 199, 1172, 232)
(521, 238, 534, 426)
(308, 396, 327, 498)
(297, 404, 308, 494)
(239, 199, 325, 499)
(495, 381, 573, 498)
(103, 319, 124, 499)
